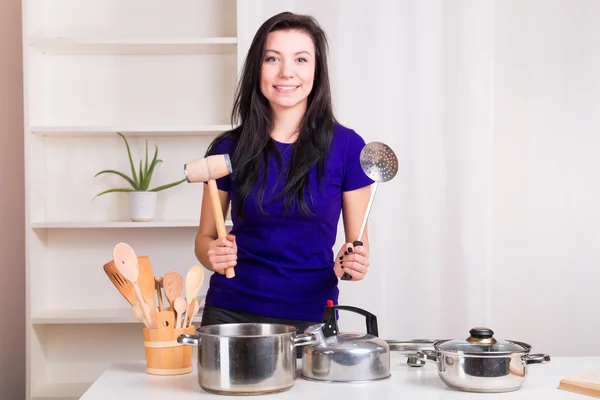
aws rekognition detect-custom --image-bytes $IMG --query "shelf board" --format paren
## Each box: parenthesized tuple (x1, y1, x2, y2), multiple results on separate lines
(31, 308, 204, 325)
(30, 125, 233, 137)
(32, 382, 91, 400)
(28, 36, 238, 55)
(31, 220, 232, 229)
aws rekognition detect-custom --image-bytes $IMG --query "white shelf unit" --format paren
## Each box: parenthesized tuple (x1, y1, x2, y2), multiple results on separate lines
(31, 219, 233, 229)
(31, 125, 234, 137)
(27, 36, 238, 55)
(31, 308, 205, 325)
(23, 1, 242, 399)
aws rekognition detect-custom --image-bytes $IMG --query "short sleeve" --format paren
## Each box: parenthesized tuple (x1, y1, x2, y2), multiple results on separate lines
(206, 137, 235, 192)
(342, 130, 375, 192)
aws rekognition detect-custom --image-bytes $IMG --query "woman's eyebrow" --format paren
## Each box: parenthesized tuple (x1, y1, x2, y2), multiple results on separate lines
(264, 49, 313, 56)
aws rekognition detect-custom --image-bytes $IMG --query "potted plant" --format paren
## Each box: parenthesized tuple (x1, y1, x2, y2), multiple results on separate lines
(94, 132, 185, 222)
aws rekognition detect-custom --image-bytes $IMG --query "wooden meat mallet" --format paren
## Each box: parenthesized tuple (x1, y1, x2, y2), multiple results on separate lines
(184, 154, 235, 278)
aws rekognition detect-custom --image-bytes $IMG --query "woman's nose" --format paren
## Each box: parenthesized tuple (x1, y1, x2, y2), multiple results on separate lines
(278, 60, 294, 78)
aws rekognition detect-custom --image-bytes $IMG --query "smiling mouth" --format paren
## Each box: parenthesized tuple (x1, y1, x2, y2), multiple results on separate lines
(273, 85, 299, 92)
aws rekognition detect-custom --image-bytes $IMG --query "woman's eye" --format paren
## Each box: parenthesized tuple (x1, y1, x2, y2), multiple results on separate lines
(297, 57, 308, 63)
(265, 56, 278, 62)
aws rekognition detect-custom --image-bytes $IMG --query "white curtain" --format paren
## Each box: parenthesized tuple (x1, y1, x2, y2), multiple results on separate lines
(236, 0, 600, 356)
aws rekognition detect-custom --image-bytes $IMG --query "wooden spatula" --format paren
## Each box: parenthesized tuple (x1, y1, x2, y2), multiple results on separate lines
(137, 256, 156, 309)
(113, 243, 154, 328)
(156, 310, 175, 331)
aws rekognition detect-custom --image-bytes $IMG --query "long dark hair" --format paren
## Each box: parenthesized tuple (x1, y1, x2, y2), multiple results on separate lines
(206, 12, 336, 218)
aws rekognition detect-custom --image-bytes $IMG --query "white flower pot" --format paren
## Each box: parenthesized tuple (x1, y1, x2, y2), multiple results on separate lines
(128, 191, 157, 222)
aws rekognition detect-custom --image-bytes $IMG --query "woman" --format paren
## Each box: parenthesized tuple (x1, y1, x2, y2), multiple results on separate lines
(194, 11, 373, 335)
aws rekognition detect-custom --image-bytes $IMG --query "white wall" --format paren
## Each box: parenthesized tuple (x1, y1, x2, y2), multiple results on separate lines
(240, 0, 600, 356)
(491, 0, 600, 356)
(0, 0, 26, 398)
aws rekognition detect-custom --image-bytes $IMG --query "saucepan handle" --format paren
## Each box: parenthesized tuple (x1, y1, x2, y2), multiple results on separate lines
(416, 350, 439, 363)
(294, 333, 318, 347)
(177, 333, 201, 347)
(521, 354, 551, 365)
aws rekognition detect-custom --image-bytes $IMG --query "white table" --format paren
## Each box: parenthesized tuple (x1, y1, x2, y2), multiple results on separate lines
(80, 353, 597, 399)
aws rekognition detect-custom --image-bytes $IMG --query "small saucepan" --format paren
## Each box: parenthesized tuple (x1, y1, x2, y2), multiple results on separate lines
(416, 327, 550, 393)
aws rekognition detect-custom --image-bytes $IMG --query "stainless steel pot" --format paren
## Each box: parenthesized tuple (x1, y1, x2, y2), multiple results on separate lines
(177, 323, 317, 395)
(417, 327, 551, 393)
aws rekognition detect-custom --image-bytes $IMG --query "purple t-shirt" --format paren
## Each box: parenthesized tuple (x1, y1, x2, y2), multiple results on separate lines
(205, 123, 374, 322)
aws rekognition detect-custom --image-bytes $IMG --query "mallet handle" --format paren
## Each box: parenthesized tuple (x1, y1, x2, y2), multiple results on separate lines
(207, 179, 235, 278)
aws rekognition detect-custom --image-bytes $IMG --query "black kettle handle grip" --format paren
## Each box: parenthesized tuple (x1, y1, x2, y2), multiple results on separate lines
(341, 240, 363, 281)
(322, 304, 379, 338)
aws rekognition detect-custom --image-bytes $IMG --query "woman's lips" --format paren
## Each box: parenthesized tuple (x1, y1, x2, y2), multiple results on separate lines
(273, 85, 299, 93)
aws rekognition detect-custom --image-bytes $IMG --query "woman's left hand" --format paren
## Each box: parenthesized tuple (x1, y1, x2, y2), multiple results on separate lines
(334, 242, 370, 281)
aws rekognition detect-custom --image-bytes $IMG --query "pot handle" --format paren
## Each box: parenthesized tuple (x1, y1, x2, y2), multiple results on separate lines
(521, 353, 551, 365)
(416, 349, 439, 363)
(294, 333, 318, 347)
(177, 333, 201, 347)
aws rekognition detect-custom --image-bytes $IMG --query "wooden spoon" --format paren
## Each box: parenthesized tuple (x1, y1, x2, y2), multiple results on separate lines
(184, 298, 197, 328)
(185, 266, 204, 327)
(163, 270, 184, 311)
(154, 276, 165, 312)
(113, 243, 153, 328)
(132, 302, 145, 325)
(188, 297, 205, 328)
(173, 297, 187, 329)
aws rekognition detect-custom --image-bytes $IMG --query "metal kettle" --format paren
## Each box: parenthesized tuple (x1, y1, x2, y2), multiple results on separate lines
(301, 304, 390, 382)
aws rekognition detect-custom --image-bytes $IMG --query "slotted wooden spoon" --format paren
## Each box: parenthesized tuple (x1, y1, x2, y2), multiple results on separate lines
(103, 260, 137, 306)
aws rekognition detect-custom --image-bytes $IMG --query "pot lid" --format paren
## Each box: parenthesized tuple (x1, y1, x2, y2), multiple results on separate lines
(436, 328, 530, 354)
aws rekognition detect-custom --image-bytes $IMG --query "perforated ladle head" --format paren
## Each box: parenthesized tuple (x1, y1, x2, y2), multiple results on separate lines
(360, 142, 398, 182)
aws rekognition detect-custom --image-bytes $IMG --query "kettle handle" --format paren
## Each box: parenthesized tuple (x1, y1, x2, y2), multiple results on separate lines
(322, 305, 379, 338)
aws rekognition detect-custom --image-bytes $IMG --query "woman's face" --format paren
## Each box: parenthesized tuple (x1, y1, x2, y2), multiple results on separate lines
(260, 29, 316, 113)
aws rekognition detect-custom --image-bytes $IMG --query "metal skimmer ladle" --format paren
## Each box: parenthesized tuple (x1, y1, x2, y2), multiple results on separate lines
(342, 141, 398, 280)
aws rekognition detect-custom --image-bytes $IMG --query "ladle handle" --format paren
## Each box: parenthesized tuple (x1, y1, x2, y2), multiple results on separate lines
(341, 182, 378, 281)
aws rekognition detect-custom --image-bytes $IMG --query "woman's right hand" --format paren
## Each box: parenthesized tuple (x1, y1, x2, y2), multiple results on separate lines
(207, 234, 237, 274)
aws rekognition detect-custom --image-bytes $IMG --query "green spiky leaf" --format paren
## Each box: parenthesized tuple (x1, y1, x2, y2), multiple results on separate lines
(117, 132, 139, 187)
(94, 187, 135, 198)
(144, 138, 149, 176)
(149, 178, 186, 192)
(94, 169, 138, 189)
(141, 145, 160, 190)
(138, 160, 144, 187)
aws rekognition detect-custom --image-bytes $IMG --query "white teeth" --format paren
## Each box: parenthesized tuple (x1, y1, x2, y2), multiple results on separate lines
(275, 86, 298, 91)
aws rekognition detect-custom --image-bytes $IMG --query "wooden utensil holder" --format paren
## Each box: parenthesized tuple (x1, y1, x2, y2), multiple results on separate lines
(143, 325, 195, 375)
